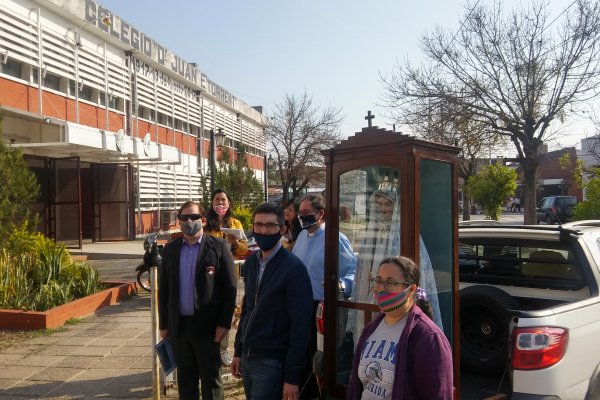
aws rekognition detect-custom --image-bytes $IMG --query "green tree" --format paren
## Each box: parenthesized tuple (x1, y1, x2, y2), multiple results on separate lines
(200, 145, 264, 211)
(574, 168, 600, 220)
(0, 115, 40, 233)
(466, 164, 517, 221)
(560, 153, 600, 220)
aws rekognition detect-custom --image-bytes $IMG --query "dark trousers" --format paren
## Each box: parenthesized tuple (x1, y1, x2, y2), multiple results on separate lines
(173, 317, 223, 400)
(299, 301, 320, 399)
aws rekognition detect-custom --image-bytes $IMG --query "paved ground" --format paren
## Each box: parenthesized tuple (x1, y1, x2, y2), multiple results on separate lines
(0, 239, 245, 400)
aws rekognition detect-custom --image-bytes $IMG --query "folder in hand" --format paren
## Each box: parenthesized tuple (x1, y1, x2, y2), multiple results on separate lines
(155, 337, 176, 375)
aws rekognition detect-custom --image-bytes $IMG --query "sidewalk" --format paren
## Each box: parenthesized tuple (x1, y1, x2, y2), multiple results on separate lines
(0, 240, 245, 399)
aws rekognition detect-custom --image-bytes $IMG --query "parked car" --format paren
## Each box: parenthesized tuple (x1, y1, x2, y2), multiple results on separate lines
(536, 195, 577, 224)
(459, 221, 600, 399)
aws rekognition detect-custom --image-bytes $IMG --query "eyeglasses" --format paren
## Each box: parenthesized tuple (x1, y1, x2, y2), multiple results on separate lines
(178, 214, 202, 221)
(252, 222, 282, 230)
(370, 278, 411, 291)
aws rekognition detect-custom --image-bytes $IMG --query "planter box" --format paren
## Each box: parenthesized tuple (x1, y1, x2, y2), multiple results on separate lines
(0, 280, 138, 330)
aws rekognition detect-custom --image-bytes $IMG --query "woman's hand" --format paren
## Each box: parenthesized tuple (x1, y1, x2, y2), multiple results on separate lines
(225, 234, 238, 244)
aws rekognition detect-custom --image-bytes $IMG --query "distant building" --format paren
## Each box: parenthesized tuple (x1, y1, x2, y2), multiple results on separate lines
(0, 0, 267, 245)
(534, 147, 582, 201)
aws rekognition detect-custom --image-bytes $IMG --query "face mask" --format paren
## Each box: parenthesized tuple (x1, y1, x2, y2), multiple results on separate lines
(253, 232, 282, 251)
(181, 220, 202, 236)
(213, 204, 229, 217)
(374, 286, 411, 313)
(298, 213, 319, 229)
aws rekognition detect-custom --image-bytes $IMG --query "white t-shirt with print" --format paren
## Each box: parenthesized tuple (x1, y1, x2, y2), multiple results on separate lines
(358, 317, 407, 400)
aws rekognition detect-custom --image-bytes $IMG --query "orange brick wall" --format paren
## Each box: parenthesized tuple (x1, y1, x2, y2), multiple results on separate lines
(1, 78, 260, 166)
(0, 77, 30, 109)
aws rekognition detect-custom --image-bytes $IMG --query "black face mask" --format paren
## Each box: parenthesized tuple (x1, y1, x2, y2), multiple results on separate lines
(253, 232, 282, 251)
(298, 213, 319, 229)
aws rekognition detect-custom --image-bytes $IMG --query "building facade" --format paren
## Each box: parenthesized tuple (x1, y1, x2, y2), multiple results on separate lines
(0, 0, 268, 246)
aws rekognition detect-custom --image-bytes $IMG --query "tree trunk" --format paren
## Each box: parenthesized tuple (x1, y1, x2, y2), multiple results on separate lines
(462, 196, 471, 221)
(522, 164, 538, 225)
(282, 183, 290, 204)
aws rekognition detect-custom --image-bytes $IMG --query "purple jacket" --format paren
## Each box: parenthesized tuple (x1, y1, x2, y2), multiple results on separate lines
(347, 305, 454, 400)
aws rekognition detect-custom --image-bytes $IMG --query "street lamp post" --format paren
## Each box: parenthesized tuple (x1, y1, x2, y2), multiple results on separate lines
(209, 128, 226, 194)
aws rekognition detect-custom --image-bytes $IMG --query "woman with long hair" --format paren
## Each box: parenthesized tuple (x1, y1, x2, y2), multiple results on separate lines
(347, 256, 453, 400)
(204, 188, 248, 259)
(281, 199, 302, 251)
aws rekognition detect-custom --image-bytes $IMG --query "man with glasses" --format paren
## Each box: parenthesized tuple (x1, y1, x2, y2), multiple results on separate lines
(158, 201, 237, 400)
(231, 202, 313, 400)
(292, 194, 356, 398)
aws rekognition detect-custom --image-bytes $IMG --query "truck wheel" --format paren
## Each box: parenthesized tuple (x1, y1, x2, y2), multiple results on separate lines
(460, 285, 519, 376)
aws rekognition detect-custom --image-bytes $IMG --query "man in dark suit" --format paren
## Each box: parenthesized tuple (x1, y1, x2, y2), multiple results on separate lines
(159, 200, 237, 400)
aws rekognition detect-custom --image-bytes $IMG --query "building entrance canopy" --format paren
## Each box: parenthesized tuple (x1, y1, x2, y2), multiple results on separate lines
(2, 107, 181, 165)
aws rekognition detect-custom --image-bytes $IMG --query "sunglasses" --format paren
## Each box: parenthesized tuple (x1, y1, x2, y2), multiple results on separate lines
(178, 214, 202, 221)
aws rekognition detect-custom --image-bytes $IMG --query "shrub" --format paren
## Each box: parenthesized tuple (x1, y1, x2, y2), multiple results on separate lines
(0, 223, 103, 311)
(574, 173, 600, 220)
(466, 164, 517, 220)
(232, 205, 253, 231)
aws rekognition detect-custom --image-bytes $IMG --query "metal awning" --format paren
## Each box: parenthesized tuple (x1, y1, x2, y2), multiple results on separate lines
(1, 107, 182, 165)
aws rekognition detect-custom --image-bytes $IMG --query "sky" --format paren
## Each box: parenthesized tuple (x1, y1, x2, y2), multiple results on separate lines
(99, 0, 597, 154)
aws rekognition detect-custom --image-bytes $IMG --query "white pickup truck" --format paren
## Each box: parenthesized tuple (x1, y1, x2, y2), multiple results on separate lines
(459, 221, 600, 400)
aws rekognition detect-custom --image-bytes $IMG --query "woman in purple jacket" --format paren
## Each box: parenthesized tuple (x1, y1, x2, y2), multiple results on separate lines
(347, 256, 453, 400)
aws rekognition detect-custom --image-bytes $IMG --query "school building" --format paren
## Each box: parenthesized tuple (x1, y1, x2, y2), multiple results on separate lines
(0, 0, 268, 246)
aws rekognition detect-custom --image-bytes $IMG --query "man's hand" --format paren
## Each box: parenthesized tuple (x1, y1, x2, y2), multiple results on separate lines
(230, 357, 242, 378)
(283, 383, 299, 400)
(214, 326, 228, 343)
(159, 329, 168, 339)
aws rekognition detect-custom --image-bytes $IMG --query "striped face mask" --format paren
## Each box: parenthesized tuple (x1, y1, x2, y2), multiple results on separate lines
(374, 286, 411, 313)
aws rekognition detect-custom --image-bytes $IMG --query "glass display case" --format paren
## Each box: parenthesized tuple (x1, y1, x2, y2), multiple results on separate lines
(320, 125, 460, 398)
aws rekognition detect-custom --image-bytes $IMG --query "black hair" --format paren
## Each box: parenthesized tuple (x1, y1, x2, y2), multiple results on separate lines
(283, 199, 302, 242)
(205, 188, 233, 232)
(379, 256, 433, 319)
(253, 202, 285, 226)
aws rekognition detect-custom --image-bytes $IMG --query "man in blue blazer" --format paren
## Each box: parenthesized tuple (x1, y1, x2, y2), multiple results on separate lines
(231, 202, 313, 400)
(159, 200, 237, 400)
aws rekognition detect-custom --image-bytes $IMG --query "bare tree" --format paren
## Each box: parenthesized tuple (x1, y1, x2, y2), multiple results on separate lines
(382, 0, 600, 223)
(267, 92, 343, 203)
(411, 101, 502, 219)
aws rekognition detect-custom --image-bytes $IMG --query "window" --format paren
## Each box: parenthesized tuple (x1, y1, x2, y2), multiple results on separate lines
(108, 96, 120, 110)
(459, 239, 583, 287)
(43, 74, 60, 91)
(1, 58, 22, 79)
(79, 85, 93, 101)
(175, 119, 183, 131)
(158, 112, 168, 126)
